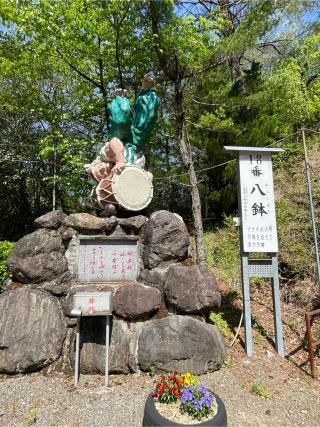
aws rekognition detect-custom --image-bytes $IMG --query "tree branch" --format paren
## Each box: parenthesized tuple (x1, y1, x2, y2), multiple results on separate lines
(306, 73, 318, 87)
(149, 1, 177, 82)
(185, 57, 226, 78)
(56, 49, 103, 91)
(97, 37, 106, 97)
(191, 98, 232, 108)
(258, 42, 281, 54)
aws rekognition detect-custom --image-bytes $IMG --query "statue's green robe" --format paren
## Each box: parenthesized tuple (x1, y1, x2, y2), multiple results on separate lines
(107, 89, 160, 165)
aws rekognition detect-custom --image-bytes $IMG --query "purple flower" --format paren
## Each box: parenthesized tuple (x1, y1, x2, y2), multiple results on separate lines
(200, 385, 206, 393)
(180, 389, 193, 404)
(180, 384, 216, 419)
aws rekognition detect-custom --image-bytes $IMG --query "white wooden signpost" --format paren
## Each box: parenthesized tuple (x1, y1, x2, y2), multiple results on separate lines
(224, 146, 284, 357)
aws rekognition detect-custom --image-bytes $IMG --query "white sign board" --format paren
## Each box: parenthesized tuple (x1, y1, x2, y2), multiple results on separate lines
(239, 151, 278, 252)
(78, 238, 139, 282)
(73, 292, 113, 316)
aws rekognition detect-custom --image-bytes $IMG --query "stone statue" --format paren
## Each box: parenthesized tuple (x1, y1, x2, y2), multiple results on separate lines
(85, 75, 160, 215)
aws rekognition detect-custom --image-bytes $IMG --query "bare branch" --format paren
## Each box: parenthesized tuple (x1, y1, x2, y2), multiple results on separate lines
(56, 49, 103, 91)
(258, 42, 281, 54)
(191, 98, 232, 108)
(185, 57, 226, 78)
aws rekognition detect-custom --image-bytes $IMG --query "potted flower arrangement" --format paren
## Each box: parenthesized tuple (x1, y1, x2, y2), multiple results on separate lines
(143, 371, 227, 426)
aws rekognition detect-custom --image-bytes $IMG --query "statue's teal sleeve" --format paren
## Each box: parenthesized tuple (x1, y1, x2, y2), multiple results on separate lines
(107, 96, 133, 145)
(131, 89, 160, 150)
(106, 90, 160, 165)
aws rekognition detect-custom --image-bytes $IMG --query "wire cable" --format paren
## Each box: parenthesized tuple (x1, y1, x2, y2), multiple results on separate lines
(154, 131, 298, 181)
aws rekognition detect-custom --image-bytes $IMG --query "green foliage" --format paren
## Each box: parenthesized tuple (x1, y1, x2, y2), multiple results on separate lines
(0, 0, 320, 246)
(26, 408, 37, 426)
(251, 378, 268, 399)
(0, 241, 14, 288)
(205, 217, 241, 289)
(275, 136, 320, 284)
(223, 358, 235, 369)
(147, 364, 157, 377)
(209, 312, 233, 339)
(288, 320, 299, 331)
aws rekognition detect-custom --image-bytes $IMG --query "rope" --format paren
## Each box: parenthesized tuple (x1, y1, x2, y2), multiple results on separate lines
(154, 160, 235, 181)
(230, 312, 243, 347)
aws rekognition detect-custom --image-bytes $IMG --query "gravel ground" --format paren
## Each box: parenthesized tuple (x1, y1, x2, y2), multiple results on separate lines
(0, 352, 319, 427)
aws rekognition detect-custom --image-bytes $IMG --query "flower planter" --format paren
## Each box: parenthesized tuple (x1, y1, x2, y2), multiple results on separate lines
(143, 391, 227, 427)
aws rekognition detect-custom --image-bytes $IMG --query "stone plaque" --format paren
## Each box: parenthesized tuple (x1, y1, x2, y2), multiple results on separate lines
(78, 237, 139, 282)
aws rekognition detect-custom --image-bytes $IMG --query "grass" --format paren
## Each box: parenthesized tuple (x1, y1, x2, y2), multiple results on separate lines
(223, 358, 235, 368)
(287, 320, 299, 331)
(204, 217, 241, 290)
(251, 378, 268, 398)
(26, 408, 37, 425)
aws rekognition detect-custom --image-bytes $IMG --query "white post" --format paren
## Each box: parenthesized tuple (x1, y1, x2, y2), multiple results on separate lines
(71, 309, 82, 387)
(105, 316, 110, 386)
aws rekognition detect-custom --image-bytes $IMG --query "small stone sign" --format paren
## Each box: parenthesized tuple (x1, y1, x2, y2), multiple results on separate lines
(78, 236, 139, 282)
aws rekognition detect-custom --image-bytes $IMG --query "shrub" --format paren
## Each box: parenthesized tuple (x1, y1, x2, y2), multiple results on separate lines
(0, 241, 14, 289)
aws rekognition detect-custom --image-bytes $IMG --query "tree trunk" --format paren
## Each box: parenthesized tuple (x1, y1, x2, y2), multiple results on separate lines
(175, 77, 206, 269)
(219, 0, 244, 90)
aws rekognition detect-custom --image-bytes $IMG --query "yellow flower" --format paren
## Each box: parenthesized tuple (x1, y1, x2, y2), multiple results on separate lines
(182, 372, 198, 386)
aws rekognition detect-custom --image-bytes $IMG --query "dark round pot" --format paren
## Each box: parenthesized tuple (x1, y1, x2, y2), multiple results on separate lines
(143, 391, 227, 427)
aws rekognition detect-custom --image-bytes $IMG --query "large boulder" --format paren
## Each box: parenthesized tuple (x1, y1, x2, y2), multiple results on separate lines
(118, 215, 148, 234)
(63, 213, 117, 233)
(34, 210, 67, 229)
(143, 211, 190, 269)
(164, 265, 221, 314)
(0, 288, 67, 373)
(139, 267, 168, 289)
(7, 229, 67, 283)
(113, 282, 161, 320)
(74, 317, 131, 374)
(138, 315, 225, 374)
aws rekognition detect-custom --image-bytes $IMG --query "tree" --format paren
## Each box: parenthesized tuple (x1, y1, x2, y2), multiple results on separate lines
(147, 0, 223, 268)
(0, 0, 319, 252)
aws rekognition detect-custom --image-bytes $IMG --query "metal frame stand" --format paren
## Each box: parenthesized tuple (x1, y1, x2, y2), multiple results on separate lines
(71, 309, 111, 387)
(74, 313, 81, 386)
(104, 315, 111, 387)
(241, 252, 284, 357)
